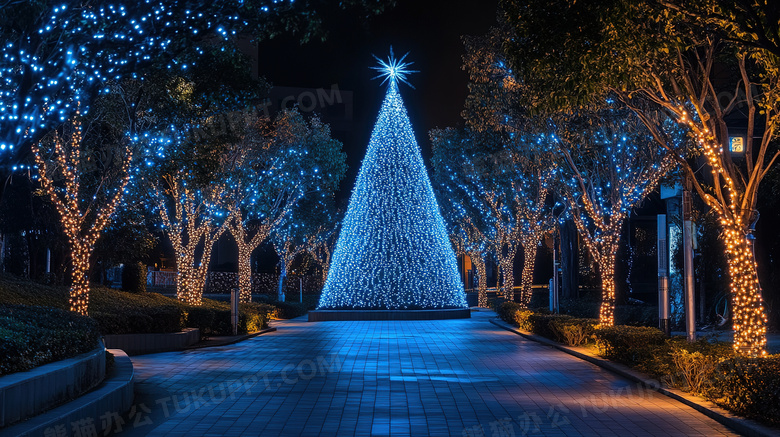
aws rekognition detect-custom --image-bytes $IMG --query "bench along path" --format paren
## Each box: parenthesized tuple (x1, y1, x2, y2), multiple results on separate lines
(122, 311, 738, 436)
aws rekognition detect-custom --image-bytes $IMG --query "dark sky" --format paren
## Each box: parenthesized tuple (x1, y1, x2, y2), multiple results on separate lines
(256, 0, 499, 197)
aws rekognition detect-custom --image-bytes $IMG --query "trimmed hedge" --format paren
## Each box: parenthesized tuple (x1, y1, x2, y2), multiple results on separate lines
(0, 277, 274, 337)
(708, 356, 780, 427)
(496, 301, 524, 324)
(496, 302, 597, 347)
(593, 325, 667, 368)
(496, 302, 780, 427)
(94, 298, 273, 339)
(0, 305, 101, 376)
(254, 295, 313, 319)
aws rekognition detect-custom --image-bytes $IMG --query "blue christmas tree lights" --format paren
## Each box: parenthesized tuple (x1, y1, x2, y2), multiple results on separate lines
(317, 52, 467, 310)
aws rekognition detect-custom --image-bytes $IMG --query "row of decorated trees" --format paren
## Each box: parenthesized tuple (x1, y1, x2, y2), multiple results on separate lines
(431, 0, 778, 357)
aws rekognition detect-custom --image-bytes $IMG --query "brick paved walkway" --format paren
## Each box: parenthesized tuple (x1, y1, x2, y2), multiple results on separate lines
(123, 311, 739, 436)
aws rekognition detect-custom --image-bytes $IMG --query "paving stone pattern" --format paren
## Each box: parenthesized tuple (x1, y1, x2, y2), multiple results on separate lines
(126, 311, 739, 436)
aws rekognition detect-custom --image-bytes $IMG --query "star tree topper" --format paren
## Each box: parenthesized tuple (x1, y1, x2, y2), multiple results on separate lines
(370, 47, 419, 89)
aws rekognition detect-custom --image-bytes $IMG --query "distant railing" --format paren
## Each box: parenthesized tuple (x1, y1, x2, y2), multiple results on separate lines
(145, 270, 323, 294)
(464, 284, 552, 292)
(147, 271, 177, 288)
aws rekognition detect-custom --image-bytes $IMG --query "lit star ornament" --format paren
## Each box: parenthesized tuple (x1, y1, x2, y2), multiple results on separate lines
(370, 47, 419, 88)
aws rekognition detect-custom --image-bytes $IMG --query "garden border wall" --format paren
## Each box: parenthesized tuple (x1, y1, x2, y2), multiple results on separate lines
(0, 341, 106, 428)
(102, 328, 199, 356)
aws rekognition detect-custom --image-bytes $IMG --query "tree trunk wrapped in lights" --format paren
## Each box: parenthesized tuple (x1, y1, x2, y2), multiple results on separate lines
(603, 53, 775, 354)
(154, 173, 226, 305)
(307, 223, 340, 286)
(448, 224, 490, 308)
(463, 160, 555, 305)
(519, 243, 538, 306)
(470, 252, 489, 308)
(31, 117, 131, 315)
(272, 236, 310, 301)
(488, 199, 520, 302)
(464, 223, 490, 308)
(225, 207, 278, 303)
(555, 108, 675, 326)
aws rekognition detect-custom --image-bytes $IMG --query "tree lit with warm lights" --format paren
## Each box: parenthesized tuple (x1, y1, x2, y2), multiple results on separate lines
(152, 173, 226, 305)
(552, 107, 676, 326)
(31, 115, 131, 315)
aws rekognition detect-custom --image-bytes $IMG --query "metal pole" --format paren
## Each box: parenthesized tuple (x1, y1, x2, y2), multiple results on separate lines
(299, 277, 303, 303)
(462, 254, 466, 290)
(657, 214, 670, 336)
(682, 188, 696, 342)
(551, 231, 559, 313)
(231, 287, 239, 336)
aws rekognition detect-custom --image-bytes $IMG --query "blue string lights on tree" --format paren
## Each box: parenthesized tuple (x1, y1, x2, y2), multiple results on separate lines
(317, 49, 467, 310)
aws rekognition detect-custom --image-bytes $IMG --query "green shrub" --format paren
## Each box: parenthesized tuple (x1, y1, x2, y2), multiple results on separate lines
(496, 301, 524, 324)
(0, 275, 70, 308)
(593, 325, 666, 368)
(246, 302, 279, 319)
(240, 303, 271, 332)
(121, 263, 147, 293)
(270, 300, 310, 319)
(526, 313, 575, 341)
(496, 302, 596, 346)
(708, 356, 780, 427)
(0, 305, 101, 376)
(671, 349, 719, 395)
(186, 302, 272, 339)
(512, 309, 535, 331)
(653, 338, 735, 384)
(549, 317, 597, 347)
(0, 277, 273, 338)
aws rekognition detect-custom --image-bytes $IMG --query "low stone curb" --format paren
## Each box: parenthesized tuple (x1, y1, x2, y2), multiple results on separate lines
(185, 327, 277, 350)
(489, 317, 780, 437)
(1, 349, 134, 437)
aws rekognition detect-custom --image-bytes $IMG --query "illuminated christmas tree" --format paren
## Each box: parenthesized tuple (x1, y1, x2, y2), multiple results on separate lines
(317, 50, 467, 310)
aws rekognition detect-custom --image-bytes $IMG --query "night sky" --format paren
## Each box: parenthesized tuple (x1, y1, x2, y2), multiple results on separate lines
(256, 0, 499, 197)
